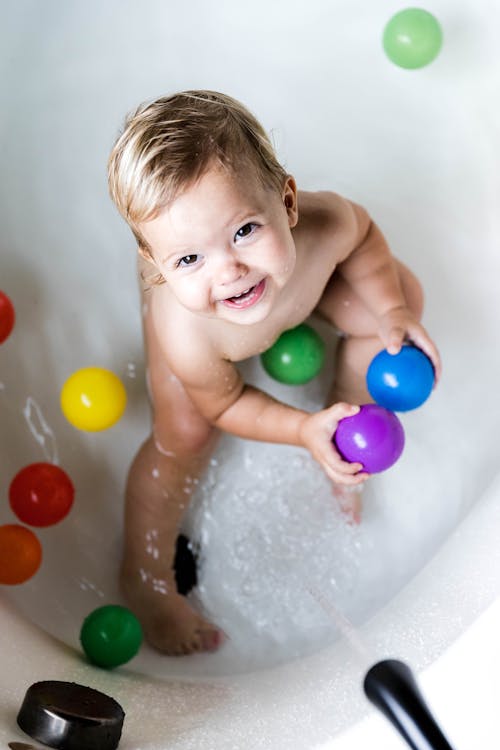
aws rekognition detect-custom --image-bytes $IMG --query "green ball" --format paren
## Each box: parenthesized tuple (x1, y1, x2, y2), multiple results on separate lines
(260, 323, 325, 385)
(383, 8, 443, 69)
(80, 605, 143, 669)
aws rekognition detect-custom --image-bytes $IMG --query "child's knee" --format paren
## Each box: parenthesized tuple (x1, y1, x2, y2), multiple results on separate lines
(153, 412, 217, 458)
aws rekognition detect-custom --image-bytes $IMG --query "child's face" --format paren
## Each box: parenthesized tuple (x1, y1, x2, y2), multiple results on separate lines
(139, 165, 298, 325)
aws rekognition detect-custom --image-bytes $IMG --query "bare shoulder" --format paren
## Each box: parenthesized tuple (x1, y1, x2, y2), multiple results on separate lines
(297, 190, 371, 260)
(149, 289, 220, 379)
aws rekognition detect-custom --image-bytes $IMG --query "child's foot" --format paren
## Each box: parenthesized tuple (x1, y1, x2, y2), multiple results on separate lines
(121, 567, 224, 656)
(332, 483, 363, 524)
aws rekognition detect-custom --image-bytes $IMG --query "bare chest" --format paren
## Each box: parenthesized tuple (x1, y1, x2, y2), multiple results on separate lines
(219, 259, 338, 362)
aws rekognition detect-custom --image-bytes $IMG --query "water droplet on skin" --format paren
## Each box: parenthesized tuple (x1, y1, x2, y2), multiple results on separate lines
(152, 579, 169, 594)
(138, 567, 169, 594)
(154, 438, 176, 457)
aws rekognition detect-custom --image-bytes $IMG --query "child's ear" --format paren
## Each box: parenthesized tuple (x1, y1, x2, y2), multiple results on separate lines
(283, 175, 298, 227)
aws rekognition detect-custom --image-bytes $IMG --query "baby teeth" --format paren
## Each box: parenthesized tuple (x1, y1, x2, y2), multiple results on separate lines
(232, 286, 253, 299)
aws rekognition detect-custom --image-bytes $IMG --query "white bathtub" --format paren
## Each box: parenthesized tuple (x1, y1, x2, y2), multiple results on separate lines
(1, 1, 499, 747)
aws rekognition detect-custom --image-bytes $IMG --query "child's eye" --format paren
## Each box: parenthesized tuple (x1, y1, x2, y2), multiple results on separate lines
(177, 254, 199, 267)
(235, 223, 257, 240)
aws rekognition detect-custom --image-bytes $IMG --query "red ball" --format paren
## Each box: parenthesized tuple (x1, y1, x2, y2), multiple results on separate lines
(9, 462, 75, 527)
(0, 290, 15, 344)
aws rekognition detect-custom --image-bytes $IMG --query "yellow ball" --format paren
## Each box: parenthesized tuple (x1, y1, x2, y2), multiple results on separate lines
(61, 367, 127, 431)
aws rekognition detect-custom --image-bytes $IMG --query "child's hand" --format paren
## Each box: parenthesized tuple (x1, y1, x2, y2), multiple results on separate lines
(298, 402, 370, 485)
(378, 306, 442, 383)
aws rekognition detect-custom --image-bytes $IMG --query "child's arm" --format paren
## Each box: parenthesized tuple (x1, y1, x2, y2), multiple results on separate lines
(338, 202, 441, 378)
(216, 382, 367, 486)
(168, 339, 367, 486)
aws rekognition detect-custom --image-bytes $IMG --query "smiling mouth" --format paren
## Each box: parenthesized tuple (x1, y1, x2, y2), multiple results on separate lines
(221, 279, 266, 309)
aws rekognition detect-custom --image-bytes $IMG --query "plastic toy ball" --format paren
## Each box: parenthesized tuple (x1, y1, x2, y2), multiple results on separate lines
(333, 404, 405, 474)
(60, 366, 127, 431)
(383, 8, 443, 69)
(261, 324, 325, 385)
(367, 344, 435, 412)
(9, 462, 75, 527)
(80, 605, 143, 669)
(0, 524, 42, 585)
(0, 290, 15, 344)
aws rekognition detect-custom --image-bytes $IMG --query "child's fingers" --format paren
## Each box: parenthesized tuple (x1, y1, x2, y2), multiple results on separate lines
(301, 403, 369, 485)
(322, 403, 369, 482)
(386, 325, 406, 355)
(322, 443, 368, 484)
(329, 442, 362, 472)
(326, 401, 360, 429)
(418, 339, 442, 383)
(323, 464, 369, 486)
(405, 326, 443, 383)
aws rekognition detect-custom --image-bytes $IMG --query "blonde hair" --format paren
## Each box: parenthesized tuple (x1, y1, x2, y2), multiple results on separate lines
(108, 90, 288, 259)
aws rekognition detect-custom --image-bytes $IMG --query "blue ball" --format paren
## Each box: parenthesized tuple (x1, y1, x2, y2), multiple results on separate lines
(367, 345, 435, 412)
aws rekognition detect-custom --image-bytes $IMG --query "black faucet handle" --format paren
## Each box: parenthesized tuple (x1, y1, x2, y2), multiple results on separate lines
(364, 659, 455, 750)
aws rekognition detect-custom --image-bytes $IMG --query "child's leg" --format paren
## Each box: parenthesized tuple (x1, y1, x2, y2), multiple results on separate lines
(317, 259, 424, 519)
(121, 300, 222, 655)
(320, 259, 424, 406)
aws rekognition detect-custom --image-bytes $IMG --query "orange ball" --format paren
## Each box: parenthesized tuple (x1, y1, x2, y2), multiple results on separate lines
(0, 524, 42, 585)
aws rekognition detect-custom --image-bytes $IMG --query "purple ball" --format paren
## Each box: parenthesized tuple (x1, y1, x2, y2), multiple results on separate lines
(333, 404, 405, 474)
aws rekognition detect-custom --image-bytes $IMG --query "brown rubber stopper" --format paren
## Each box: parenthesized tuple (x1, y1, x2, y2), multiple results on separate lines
(17, 681, 125, 750)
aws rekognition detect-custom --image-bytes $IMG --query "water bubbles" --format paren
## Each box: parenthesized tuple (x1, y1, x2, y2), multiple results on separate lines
(241, 576, 260, 598)
(178, 432, 370, 670)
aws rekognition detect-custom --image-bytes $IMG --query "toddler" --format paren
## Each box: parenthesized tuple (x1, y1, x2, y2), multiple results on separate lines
(108, 90, 441, 655)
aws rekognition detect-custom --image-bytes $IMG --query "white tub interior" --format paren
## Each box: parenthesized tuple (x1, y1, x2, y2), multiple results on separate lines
(1, 1, 499, 748)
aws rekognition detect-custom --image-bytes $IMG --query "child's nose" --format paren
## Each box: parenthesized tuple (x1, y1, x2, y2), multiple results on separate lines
(215, 252, 248, 285)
